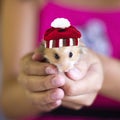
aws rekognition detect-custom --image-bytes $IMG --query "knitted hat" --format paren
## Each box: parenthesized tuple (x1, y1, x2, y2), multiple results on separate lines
(44, 18, 81, 48)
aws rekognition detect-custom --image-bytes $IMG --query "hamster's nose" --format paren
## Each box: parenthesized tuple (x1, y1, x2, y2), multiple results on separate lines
(63, 68, 70, 72)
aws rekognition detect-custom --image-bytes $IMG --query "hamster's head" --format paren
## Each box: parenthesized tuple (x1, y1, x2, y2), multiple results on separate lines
(44, 46, 81, 72)
(41, 18, 85, 72)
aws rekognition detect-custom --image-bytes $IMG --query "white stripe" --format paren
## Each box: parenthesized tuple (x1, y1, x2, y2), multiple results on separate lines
(70, 38, 73, 46)
(78, 38, 80, 46)
(59, 39, 63, 47)
(49, 40, 53, 48)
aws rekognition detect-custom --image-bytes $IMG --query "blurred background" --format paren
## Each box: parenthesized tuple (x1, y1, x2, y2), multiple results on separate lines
(0, 0, 120, 119)
(0, 0, 5, 119)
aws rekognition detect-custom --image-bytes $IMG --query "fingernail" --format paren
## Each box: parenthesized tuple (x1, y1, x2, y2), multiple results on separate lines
(68, 68, 82, 80)
(54, 100, 62, 106)
(32, 54, 37, 60)
(32, 53, 42, 61)
(46, 67, 57, 74)
(51, 90, 64, 100)
(52, 75, 65, 86)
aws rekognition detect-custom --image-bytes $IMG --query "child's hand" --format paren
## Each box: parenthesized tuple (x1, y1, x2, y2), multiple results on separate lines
(18, 53, 65, 112)
(18, 48, 103, 112)
(62, 50, 103, 109)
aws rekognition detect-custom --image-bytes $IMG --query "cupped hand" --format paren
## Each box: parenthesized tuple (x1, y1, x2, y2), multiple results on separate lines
(18, 53, 65, 112)
(18, 47, 103, 112)
(62, 49, 104, 109)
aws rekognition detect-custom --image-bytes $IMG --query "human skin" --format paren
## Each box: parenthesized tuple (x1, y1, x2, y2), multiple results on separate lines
(1, 0, 120, 119)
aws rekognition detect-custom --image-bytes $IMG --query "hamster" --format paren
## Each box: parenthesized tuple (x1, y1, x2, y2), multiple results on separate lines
(39, 42, 87, 72)
(39, 18, 87, 72)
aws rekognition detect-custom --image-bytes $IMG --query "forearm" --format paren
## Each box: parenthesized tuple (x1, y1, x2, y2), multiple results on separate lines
(99, 54, 120, 101)
(1, 0, 44, 118)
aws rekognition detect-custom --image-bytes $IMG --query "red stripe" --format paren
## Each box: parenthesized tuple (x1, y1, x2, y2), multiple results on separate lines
(56, 39, 59, 47)
(76, 38, 78, 46)
(46, 41, 49, 48)
(66, 39, 70, 46)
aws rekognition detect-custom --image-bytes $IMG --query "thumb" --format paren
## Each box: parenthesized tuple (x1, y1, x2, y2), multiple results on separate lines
(66, 67, 85, 81)
(66, 61, 88, 81)
(32, 48, 44, 61)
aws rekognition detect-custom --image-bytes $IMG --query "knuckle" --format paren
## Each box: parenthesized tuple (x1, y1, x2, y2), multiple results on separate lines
(24, 76, 34, 91)
(24, 61, 31, 74)
(27, 79, 36, 92)
(43, 96, 51, 104)
(43, 75, 57, 90)
(27, 81, 32, 91)
(73, 106, 82, 110)
(84, 99, 94, 106)
(42, 78, 49, 90)
(46, 103, 55, 111)
(42, 91, 53, 104)
(17, 73, 28, 88)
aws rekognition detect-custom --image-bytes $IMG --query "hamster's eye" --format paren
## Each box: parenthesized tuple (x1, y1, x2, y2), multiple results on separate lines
(69, 52, 73, 58)
(54, 53, 60, 60)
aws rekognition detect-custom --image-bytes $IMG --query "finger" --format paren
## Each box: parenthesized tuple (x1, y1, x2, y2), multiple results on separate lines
(63, 93, 97, 106)
(73, 63, 103, 95)
(62, 101, 83, 110)
(66, 55, 90, 80)
(63, 63, 103, 96)
(37, 100, 62, 112)
(27, 88, 64, 106)
(21, 53, 58, 75)
(32, 48, 44, 61)
(66, 49, 99, 81)
(32, 52, 43, 61)
(66, 67, 87, 81)
(18, 73, 65, 91)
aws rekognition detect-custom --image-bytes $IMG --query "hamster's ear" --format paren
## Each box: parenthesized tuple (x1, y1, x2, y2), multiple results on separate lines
(40, 40, 46, 47)
(39, 40, 46, 53)
(80, 46, 88, 54)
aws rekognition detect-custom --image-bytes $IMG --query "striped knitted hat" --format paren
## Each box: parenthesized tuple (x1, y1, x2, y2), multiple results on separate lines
(44, 18, 81, 48)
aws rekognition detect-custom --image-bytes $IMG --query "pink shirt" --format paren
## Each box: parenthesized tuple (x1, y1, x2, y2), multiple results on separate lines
(26, 1, 120, 120)
(38, 2, 120, 58)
